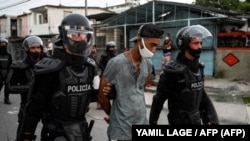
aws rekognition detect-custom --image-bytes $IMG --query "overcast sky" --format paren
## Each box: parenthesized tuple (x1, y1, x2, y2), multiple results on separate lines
(0, 0, 195, 15)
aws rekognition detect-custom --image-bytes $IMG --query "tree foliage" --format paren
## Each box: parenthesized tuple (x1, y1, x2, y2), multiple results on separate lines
(195, 0, 241, 11)
(239, 1, 250, 13)
(194, 0, 250, 14)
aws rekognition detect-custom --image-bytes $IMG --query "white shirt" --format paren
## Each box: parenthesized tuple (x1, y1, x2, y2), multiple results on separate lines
(47, 42, 53, 51)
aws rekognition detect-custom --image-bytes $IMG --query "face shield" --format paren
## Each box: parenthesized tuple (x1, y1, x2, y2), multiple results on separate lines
(28, 43, 42, 48)
(25, 42, 43, 62)
(22, 36, 44, 52)
(63, 25, 93, 56)
(66, 29, 93, 42)
(0, 38, 8, 45)
(182, 25, 212, 42)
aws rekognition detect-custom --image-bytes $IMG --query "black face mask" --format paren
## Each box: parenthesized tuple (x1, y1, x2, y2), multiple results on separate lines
(68, 40, 87, 55)
(0, 46, 7, 54)
(187, 48, 201, 59)
(106, 50, 115, 56)
(29, 52, 41, 61)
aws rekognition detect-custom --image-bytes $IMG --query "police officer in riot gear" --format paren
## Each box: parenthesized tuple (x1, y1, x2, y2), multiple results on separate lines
(0, 37, 12, 104)
(149, 25, 219, 125)
(98, 41, 116, 77)
(18, 13, 96, 141)
(5, 35, 46, 140)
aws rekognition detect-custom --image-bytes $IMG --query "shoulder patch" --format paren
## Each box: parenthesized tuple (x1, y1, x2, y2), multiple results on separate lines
(163, 61, 187, 73)
(34, 57, 64, 74)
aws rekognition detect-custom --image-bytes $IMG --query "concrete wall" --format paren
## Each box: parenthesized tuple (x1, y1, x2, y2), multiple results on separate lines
(215, 49, 250, 81)
(29, 6, 111, 36)
(0, 18, 9, 38)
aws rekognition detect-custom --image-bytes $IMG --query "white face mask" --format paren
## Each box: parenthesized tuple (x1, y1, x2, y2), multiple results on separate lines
(165, 37, 169, 40)
(139, 38, 154, 58)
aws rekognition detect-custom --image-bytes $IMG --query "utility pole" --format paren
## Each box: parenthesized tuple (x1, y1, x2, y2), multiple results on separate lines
(85, 0, 88, 16)
(152, 0, 155, 24)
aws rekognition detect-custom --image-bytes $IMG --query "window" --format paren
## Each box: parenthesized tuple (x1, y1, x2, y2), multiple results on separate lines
(37, 14, 43, 24)
(44, 14, 48, 23)
(96, 36, 106, 48)
(19, 19, 22, 35)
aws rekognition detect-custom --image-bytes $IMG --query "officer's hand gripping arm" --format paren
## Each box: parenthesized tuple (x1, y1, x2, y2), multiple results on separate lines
(97, 76, 111, 120)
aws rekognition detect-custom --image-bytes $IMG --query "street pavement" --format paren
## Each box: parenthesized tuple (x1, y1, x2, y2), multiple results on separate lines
(0, 92, 110, 141)
(0, 93, 169, 141)
(0, 89, 168, 141)
(0, 76, 250, 141)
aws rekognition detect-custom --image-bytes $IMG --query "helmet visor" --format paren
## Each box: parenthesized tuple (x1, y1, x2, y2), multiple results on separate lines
(66, 29, 93, 42)
(28, 43, 41, 48)
(182, 25, 212, 41)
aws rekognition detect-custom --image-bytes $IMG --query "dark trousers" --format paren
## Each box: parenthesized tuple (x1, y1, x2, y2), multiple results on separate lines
(0, 81, 9, 101)
(16, 93, 28, 140)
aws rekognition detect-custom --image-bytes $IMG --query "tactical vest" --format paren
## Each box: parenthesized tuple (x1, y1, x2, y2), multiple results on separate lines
(166, 61, 205, 124)
(6, 60, 33, 93)
(175, 68, 204, 124)
(50, 66, 93, 123)
(0, 54, 10, 79)
(178, 68, 204, 111)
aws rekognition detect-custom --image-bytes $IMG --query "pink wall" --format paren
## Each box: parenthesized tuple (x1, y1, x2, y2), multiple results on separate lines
(19, 15, 29, 36)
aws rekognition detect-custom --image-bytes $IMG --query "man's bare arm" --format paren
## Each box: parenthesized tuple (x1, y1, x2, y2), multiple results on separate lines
(97, 76, 112, 116)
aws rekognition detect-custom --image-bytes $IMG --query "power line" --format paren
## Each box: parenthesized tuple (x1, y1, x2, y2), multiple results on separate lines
(0, 0, 30, 10)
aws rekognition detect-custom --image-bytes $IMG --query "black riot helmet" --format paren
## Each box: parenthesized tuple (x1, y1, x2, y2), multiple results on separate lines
(106, 41, 116, 50)
(58, 13, 93, 56)
(22, 35, 44, 61)
(176, 25, 212, 51)
(22, 35, 44, 52)
(0, 37, 8, 46)
(0, 37, 8, 54)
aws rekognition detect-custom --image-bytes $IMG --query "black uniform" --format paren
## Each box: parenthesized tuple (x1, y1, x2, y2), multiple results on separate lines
(6, 57, 38, 139)
(98, 41, 116, 77)
(19, 13, 96, 141)
(98, 52, 115, 76)
(5, 35, 47, 140)
(149, 54, 219, 125)
(0, 50, 12, 104)
(19, 49, 96, 141)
